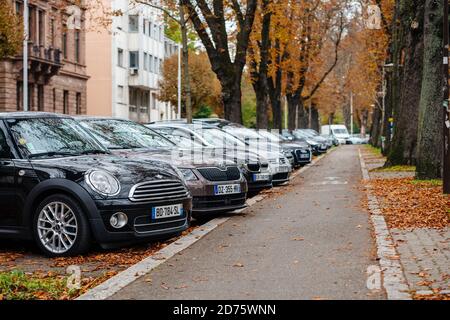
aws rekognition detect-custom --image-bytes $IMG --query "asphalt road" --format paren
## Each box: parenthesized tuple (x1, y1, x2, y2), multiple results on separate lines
(110, 146, 385, 300)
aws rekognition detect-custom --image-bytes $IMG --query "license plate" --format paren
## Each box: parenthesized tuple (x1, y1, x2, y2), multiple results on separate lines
(253, 173, 270, 182)
(300, 154, 310, 159)
(275, 165, 290, 173)
(214, 184, 241, 195)
(152, 204, 183, 219)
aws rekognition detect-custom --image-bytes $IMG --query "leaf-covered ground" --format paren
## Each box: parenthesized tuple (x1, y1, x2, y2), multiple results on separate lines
(369, 178, 450, 229)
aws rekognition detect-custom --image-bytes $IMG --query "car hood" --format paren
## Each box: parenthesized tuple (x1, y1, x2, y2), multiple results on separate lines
(30, 154, 184, 199)
(280, 141, 310, 149)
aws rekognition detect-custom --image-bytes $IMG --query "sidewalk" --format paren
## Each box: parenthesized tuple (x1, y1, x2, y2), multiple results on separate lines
(107, 146, 384, 300)
(360, 147, 450, 299)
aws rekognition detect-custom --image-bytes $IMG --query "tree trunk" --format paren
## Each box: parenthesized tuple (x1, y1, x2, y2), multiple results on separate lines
(343, 103, 351, 130)
(387, 0, 424, 166)
(360, 109, 369, 136)
(370, 105, 382, 147)
(254, 82, 269, 129)
(286, 93, 299, 131)
(416, 0, 444, 179)
(296, 98, 309, 129)
(310, 105, 320, 132)
(221, 75, 243, 124)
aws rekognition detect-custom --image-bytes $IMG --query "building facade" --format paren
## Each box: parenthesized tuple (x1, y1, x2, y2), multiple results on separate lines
(86, 0, 179, 122)
(0, 0, 88, 114)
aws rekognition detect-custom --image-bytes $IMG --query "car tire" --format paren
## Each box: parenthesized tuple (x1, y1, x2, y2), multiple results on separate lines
(33, 194, 91, 257)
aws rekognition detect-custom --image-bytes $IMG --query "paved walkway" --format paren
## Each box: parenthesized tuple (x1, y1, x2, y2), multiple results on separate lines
(361, 148, 450, 296)
(109, 146, 384, 300)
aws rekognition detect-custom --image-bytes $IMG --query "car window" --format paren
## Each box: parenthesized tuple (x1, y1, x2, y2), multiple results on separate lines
(6, 118, 107, 159)
(0, 127, 11, 159)
(196, 128, 246, 147)
(154, 127, 205, 148)
(80, 120, 175, 150)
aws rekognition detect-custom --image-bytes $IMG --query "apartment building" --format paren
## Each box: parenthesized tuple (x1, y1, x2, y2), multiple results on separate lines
(86, 0, 179, 122)
(0, 0, 88, 114)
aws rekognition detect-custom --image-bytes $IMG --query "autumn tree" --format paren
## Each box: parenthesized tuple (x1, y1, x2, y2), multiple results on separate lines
(159, 51, 222, 116)
(0, 0, 22, 58)
(184, 0, 258, 124)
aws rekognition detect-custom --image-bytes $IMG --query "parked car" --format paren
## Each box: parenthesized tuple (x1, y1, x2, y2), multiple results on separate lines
(152, 119, 292, 185)
(147, 123, 273, 192)
(77, 117, 249, 217)
(0, 113, 192, 256)
(321, 125, 350, 145)
(302, 129, 333, 149)
(282, 130, 327, 155)
(257, 130, 312, 167)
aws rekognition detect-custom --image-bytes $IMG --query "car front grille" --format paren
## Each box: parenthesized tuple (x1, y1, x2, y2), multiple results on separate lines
(129, 180, 190, 203)
(295, 149, 311, 160)
(197, 167, 241, 181)
(246, 163, 261, 172)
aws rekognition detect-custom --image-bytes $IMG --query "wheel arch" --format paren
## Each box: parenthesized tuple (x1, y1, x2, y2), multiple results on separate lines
(23, 179, 100, 232)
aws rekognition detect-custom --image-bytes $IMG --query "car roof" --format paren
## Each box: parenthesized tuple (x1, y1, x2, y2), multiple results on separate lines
(0, 112, 71, 120)
(149, 122, 218, 130)
(73, 115, 132, 122)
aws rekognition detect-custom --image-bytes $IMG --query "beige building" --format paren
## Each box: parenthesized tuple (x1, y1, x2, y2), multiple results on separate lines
(86, 0, 179, 122)
(0, 0, 88, 114)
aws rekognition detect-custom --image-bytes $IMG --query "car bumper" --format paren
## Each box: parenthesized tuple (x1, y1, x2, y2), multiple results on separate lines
(186, 177, 247, 213)
(89, 197, 192, 245)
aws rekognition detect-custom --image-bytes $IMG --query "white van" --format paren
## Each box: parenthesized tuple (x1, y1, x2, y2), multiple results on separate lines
(321, 125, 350, 145)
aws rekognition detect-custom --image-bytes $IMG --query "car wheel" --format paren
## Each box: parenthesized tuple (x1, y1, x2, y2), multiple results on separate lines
(33, 194, 91, 257)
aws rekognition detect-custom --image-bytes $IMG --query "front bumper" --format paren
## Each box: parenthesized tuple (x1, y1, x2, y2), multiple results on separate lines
(89, 197, 192, 246)
(292, 149, 312, 166)
(243, 170, 273, 191)
(186, 174, 248, 214)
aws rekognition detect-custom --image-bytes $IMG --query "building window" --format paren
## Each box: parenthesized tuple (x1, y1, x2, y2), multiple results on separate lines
(153, 23, 157, 39)
(75, 31, 80, 63)
(129, 15, 139, 32)
(15, 1, 23, 15)
(117, 85, 124, 103)
(37, 85, 44, 111)
(149, 55, 153, 73)
(38, 10, 45, 46)
(63, 90, 69, 114)
(16, 81, 22, 111)
(129, 51, 139, 69)
(50, 18, 55, 47)
(159, 26, 164, 42)
(143, 19, 147, 35)
(62, 32, 67, 59)
(53, 88, 56, 112)
(148, 21, 152, 37)
(117, 48, 124, 67)
(143, 53, 148, 71)
(76, 92, 81, 114)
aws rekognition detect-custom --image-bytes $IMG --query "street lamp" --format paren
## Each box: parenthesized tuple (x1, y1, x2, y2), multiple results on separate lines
(23, 0, 29, 112)
(443, 0, 450, 194)
(380, 63, 394, 151)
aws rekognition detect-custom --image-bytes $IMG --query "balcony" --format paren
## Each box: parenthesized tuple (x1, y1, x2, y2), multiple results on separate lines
(14, 43, 63, 83)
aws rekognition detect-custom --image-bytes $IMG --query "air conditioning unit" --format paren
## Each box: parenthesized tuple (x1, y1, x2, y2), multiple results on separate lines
(129, 68, 138, 75)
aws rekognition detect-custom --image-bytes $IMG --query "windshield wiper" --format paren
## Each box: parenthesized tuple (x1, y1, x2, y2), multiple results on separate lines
(80, 149, 109, 155)
(28, 151, 77, 159)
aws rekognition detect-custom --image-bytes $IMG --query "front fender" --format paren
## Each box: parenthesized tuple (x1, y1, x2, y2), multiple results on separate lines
(22, 179, 100, 231)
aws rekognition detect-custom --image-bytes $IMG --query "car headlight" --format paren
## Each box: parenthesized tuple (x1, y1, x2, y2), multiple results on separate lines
(179, 168, 198, 181)
(85, 170, 120, 196)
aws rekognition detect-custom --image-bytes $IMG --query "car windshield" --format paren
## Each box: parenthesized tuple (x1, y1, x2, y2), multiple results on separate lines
(222, 127, 262, 142)
(195, 127, 246, 148)
(152, 127, 205, 148)
(7, 117, 108, 159)
(80, 119, 175, 150)
(257, 130, 285, 143)
(333, 128, 349, 135)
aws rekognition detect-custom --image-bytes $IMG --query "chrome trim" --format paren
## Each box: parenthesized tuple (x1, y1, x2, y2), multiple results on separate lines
(129, 180, 190, 203)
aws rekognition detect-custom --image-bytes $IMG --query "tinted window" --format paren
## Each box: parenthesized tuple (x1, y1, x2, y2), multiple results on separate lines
(6, 118, 107, 159)
(0, 128, 11, 159)
(80, 120, 174, 150)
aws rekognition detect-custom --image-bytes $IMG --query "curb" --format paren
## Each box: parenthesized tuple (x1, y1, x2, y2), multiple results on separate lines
(77, 150, 332, 300)
(358, 148, 412, 300)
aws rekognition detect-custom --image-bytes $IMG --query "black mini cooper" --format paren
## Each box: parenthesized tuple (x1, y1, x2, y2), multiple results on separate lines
(0, 113, 192, 257)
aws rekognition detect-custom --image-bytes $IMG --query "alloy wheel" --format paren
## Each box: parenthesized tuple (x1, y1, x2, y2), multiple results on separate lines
(37, 201, 78, 254)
